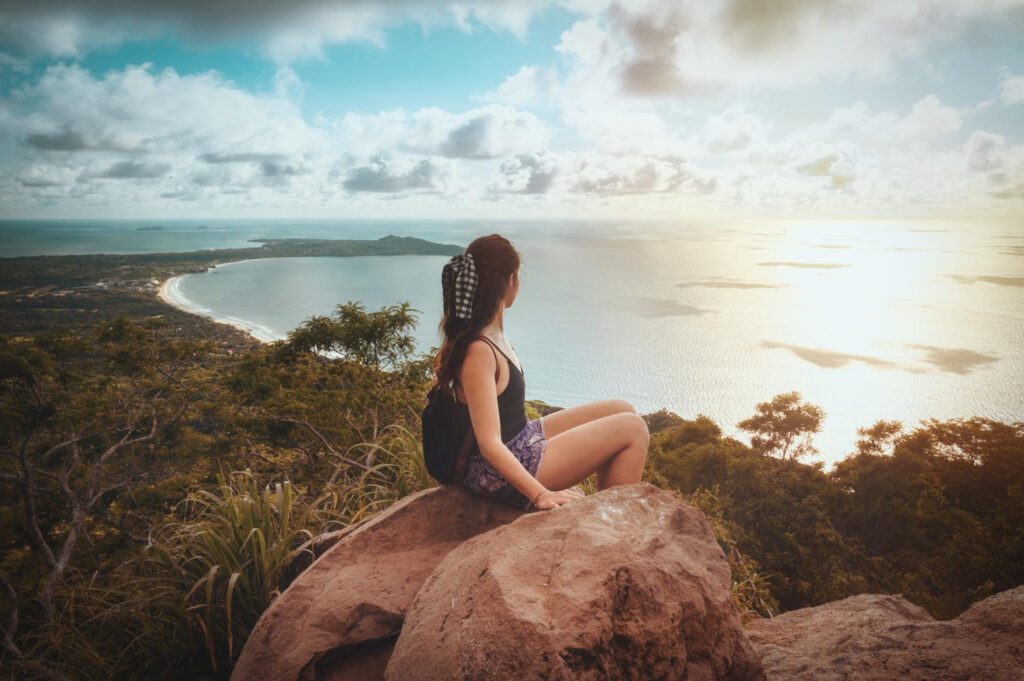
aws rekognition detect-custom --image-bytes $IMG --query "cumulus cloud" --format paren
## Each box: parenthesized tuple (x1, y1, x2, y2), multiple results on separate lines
(6, 62, 325, 158)
(554, 0, 1024, 100)
(15, 165, 77, 187)
(199, 152, 288, 164)
(342, 154, 449, 193)
(2, 1, 1022, 217)
(82, 160, 172, 180)
(964, 131, 1006, 170)
(563, 108, 688, 156)
(0, 0, 549, 62)
(407, 105, 549, 159)
(25, 128, 91, 151)
(570, 154, 708, 194)
(329, 105, 549, 164)
(495, 152, 559, 194)
(795, 154, 855, 190)
(999, 69, 1024, 105)
(702, 106, 772, 153)
(478, 65, 561, 106)
(0, 62, 563, 211)
(786, 95, 962, 148)
(489, 149, 715, 196)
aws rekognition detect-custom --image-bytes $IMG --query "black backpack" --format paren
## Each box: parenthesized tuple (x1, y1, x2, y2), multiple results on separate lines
(421, 338, 500, 485)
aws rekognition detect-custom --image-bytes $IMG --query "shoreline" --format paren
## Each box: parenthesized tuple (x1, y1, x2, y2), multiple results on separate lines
(157, 266, 276, 345)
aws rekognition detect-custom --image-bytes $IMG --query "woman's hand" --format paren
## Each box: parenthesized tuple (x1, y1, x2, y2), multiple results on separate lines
(533, 487, 585, 510)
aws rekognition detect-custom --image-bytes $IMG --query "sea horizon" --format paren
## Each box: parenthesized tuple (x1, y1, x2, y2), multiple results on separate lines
(5, 217, 1020, 469)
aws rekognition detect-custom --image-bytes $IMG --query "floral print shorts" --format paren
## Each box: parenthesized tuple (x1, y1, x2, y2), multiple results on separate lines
(463, 417, 547, 510)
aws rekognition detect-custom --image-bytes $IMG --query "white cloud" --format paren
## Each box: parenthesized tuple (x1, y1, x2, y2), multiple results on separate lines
(488, 148, 714, 196)
(702, 106, 772, 153)
(0, 0, 550, 63)
(333, 105, 550, 161)
(0, 52, 31, 72)
(7, 62, 325, 158)
(341, 154, 451, 193)
(999, 70, 1024, 105)
(898, 95, 963, 138)
(964, 130, 1006, 170)
(569, 153, 711, 194)
(554, 0, 1024, 101)
(273, 67, 305, 99)
(563, 108, 689, 156)
(494, 151, 559, 194)
(478, 65, 561, 106)
(792, 95, 962, 149)
(0, 62, 562, 213)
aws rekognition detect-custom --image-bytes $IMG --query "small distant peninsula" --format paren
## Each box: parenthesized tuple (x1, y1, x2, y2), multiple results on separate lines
(0, 234, 462, 344)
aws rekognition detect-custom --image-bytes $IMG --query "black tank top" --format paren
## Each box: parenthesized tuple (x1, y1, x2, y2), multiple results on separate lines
(453, 335, 528, 456)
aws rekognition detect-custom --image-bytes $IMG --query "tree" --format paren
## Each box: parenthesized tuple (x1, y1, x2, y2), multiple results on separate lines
(854, 420, 904, 456)
(736, 391, 825, 461)
(277, 301, 420, 371)
(0, 317, 208, 661)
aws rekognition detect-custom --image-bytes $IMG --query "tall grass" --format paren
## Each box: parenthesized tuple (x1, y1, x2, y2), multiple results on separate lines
(327, 423, 435, 522)
(687, 486, 779, 621)
(5, 429, 437, 680)
(145, 469, 341, 677)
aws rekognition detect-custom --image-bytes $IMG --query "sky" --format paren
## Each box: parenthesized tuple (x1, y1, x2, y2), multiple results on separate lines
(0, 0, 1022, 220)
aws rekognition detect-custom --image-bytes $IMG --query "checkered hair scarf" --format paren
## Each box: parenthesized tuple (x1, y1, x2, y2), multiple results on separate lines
(443, 253, 478, 319)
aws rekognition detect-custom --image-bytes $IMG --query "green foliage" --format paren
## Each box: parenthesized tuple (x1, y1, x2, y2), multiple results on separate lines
(144, 469, 342, 677)
(736, 390, 825, 460)
(3, 302, 1022, 680)
(276, 300, 420, 370)
(688, 487, 779, 622)
(650, 397, 1024, 619)
(642, 407, 686, 434)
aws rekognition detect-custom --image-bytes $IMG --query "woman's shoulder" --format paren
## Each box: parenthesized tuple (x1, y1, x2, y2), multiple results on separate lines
(464, 336, 497, 361)
(459, 337, 497, 373)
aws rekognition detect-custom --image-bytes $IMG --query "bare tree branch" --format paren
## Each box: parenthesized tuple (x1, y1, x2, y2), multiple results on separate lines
(0, 572, 23, 659)
(256, 409, 365, 471)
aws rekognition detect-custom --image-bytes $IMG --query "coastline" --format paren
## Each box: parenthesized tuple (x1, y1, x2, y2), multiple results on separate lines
(157, 268, 276, 344)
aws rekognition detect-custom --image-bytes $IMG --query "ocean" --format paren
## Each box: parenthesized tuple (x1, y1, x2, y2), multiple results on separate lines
(3, 218, 1022, 467)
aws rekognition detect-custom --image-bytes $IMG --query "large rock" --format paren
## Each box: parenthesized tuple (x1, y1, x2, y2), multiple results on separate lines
(384, 482, 766, 681)
(746, 586, 1024, 680)
(230, 485, 525, 681)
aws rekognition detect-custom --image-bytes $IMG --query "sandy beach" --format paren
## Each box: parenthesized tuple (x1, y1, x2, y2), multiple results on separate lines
(157, 271, 274, 344)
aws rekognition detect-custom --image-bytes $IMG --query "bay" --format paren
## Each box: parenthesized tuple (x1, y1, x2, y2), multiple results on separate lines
(158, 219, 1024, 467)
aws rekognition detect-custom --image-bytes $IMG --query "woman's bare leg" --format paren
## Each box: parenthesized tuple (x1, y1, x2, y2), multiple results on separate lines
(541, 398, 636, 439)
(534, 412, 650, 492)
(540, 399, 639, 491)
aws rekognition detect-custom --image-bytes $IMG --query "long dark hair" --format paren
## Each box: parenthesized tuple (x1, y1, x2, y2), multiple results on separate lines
(433, 234, 521, 396)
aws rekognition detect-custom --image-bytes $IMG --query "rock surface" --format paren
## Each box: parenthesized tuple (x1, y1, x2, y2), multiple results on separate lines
(278, 523, 360, 591)
(230, 484, 525, 681)
(746, 585, 1024, 681)
(384, 482, 766, 681)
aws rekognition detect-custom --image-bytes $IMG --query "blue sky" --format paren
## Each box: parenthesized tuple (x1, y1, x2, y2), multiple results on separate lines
(0, 0, 1022, 219)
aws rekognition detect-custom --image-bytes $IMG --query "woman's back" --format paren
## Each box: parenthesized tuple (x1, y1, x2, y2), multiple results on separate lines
(453, 335, 528, 450)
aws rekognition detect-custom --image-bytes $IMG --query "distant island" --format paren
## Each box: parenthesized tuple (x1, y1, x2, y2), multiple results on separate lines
(0, 234, 463, 342)
(136, 225, 165, 231)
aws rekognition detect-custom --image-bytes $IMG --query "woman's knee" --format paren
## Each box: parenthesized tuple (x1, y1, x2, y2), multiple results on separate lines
(629, 413, 650, 447)
(606, 412, 648, 447)
(607, 398, 636, 415)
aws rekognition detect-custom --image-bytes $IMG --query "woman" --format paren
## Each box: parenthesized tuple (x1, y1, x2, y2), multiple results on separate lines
(433, 234, 650, 511)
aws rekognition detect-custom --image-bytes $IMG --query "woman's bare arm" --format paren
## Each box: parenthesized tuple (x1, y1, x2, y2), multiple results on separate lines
(460, 339, 547, 502)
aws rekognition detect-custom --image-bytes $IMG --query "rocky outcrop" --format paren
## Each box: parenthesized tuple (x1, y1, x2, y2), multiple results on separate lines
(746, 586, 1024, 681)
(234, 478, 1024, 681)
(384, 483, 765, 681)
(278, 524, 358, 591)
(229, 485, 525, 681)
